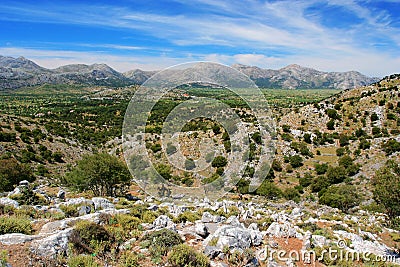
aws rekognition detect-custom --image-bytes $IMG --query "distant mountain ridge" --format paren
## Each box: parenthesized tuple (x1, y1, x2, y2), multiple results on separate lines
(0, 55, 379, 90)
(232, 63, 379, 89)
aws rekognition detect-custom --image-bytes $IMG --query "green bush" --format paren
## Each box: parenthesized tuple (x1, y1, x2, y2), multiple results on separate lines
(10, 185, 48, 206)
(382, 139, 400, 155)
(0, 215, 32, 235)
(211, 156, 227, 168)
(289, 155, 303, 168)
(319, 185, 361, 212)
(70, 221, 113, 255)
(372, 160, 400, 220)
(173, 211, 200, 223)
(314, 163, 328, 175)
(119, 251, 140, 267)
(326, 166, 347, 184)
(141, 229, 183, 257)
(67, 254, 99, 267)
(65, 153, 131, 197)
(283, 187, 300, 202)
(255, 180, 282, 199)
(167, 244, 210, 267)
(0, 158, 34, 192)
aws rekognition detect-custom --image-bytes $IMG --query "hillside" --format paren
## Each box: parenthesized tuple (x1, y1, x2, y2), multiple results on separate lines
(0, 74, 398, 266)
(0, 55, 378, 90)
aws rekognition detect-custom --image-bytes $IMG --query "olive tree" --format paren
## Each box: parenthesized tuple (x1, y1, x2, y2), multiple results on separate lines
(65, 153, 131, 197)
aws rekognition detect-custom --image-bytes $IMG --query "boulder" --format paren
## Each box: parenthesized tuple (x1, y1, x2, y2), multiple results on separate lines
(204, 245, 221, 259)
(92, 197, 115, 210)
(195, 222, 209, 238)
(0, 233, 40, 245)
(0, 197, 19, 208)
(226, 216, 241, 227)
(19, 180, 29, 187)
(202, 212, 214, 223)
(211, 225, 252, 250)
(78, 205, 91, 216)
(30, 228, 73, 258)
(62, 197, 93, 207)
(57, 190, 66, 200)
(152, 215, 176, 230)
(311, 235, 327, 247)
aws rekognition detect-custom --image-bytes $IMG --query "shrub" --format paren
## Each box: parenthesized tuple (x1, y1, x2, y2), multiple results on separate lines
(64, 153, 130, 197)
(155, 164, 172, 181)
(326, 119, 335, 130)
(114, 214, 141, 230)
(67, 255, 99, 267)
(371, 112, 379, 121)
(141, 229, 183, 257)
(211, 156, 227, 168)
(326, 166, 347, 184)
(59, 204, 80, 218)
(173, 211, 200, 223)
(0, 158, 34, 192)
(372, 160, 400, 220)
(339, 134, 349, 147)
(299, 172, 313, 187)
(314, 163, 328, 175)
(326, 109, 339, 119)
(336, 147, 346, 156)
(10, 185, 48, 206)
(382, 139, 400, 155)
(359, 138, 371, 150)
(283, 187, 300, 202)
(319, 185, 361, 212)
(311, 175, 331, 192)
(255, 180, 282, 199)
(282, 125, 291, 133)
(70, 221, 113, 255)
(0, 215, 32, 235)
(289, 155, 303, 168)
(272, 159, 282, 172)
(167, 244, 210, 267)
(303, 133, 312, 144)
(119, 251, 140, 267)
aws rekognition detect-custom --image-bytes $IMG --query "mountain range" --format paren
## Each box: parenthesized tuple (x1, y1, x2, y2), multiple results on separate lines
(0, 55, 379, 90)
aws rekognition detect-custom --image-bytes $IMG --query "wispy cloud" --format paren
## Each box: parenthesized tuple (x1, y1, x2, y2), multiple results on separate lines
(0, 0, 399, 76)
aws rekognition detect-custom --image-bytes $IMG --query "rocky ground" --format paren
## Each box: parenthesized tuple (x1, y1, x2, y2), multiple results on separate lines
(0, 181, 399, 267)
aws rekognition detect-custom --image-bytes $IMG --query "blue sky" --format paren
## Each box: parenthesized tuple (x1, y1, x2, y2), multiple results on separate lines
(0, 0, 399, 76)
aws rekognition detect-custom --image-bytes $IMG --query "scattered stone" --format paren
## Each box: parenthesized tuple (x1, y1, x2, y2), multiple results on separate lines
(147, 204, 159, 211)
(62, 197, 93, 207)
(0, 233, 40, 245)
(57, 190, 66, 200)
(78, 205, 91, 216)
(152, 215, 176, 230)
(92, 197, 115, 210)
(202, 212, 214, 223)
(30, 228, 73, 258)
(195, 222, 209, 238)
(226, 216, 241, 226)
(204, 246, 221, 259)
(311, 235, 327, 248)
(19, 180, 29, 187)
(0, 197, 19, 208)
